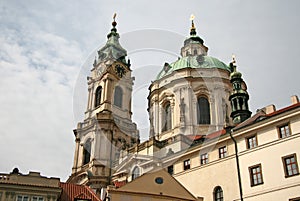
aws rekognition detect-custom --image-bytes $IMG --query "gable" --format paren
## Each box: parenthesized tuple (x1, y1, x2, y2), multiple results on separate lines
(111, 169, 197, 201)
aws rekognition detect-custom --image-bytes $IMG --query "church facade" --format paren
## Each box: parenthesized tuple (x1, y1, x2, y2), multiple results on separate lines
(68, 16, 300, 201)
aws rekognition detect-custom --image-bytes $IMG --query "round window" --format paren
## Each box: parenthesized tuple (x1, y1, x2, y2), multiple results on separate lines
(155, 177, 164, 184)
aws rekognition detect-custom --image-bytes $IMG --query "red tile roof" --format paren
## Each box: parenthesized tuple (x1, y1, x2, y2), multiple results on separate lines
(113, 180, 127, 188)
(186, 129, 227, 142)
(266, 102, 300, 117)
(187, 103, 300, 141)
(234, 102, 300, 130)
(205, 129, 227, 139)
(186, 135, 205, 141)
(59, 182, 101, 201)
(233, 110, 266, 130)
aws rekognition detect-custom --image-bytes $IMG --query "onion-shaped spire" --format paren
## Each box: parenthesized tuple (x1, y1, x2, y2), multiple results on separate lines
(229, 54, 251, 124)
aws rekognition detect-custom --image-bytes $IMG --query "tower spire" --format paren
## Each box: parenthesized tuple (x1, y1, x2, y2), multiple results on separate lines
(112, 13, 117, 29)
(97, 13, 127, 63)
(108, 13, 118, 37)
(190, 14, 197, 36)
(229, 55, 252, 124)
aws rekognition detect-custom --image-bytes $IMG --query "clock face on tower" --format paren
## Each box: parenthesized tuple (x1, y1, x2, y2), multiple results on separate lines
(114, 64, 126, 78)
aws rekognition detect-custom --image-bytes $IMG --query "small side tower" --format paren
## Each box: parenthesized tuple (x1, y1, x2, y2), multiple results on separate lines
(229, 55, 251, 124)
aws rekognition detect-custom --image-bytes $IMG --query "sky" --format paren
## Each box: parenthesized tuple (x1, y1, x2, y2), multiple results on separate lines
(1, 0, 300, 182)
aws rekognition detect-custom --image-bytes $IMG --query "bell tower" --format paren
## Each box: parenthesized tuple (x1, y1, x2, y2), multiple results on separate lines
(229, 55, 252, 124)
(68, 14, 139, 193)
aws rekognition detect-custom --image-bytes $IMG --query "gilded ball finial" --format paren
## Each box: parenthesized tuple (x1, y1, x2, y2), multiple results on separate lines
(112, 13, 117, 27)
(232, 54, 236, 65)
(190, 14, 195, 21)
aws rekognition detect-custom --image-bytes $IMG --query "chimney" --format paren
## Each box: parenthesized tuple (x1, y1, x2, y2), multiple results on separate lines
(291, 95, 299, 105)
(263, 104, 276, 114)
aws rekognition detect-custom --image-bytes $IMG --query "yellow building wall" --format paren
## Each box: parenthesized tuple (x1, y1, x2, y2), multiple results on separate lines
(239, 120, 300, 200)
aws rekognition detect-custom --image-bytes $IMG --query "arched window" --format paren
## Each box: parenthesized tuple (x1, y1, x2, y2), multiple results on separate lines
(132, 166, 140, 180)
(214, 186, 223, 201)
(94, 86, 102, 107)
(162, 102, 172, 132)
(197, 97, 211, 124)
(114, 86, 123, 108)
(83, 139, 91, 165)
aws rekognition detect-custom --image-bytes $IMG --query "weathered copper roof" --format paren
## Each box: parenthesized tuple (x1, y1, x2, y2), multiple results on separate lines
(156, 56, 230, 80)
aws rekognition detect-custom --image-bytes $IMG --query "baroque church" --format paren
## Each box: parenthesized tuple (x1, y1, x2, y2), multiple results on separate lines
(67, 15, 300, 201)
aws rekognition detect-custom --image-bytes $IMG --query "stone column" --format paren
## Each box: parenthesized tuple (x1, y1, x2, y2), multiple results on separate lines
(94, 129, 101, 160)
(72, 136, 81, 172)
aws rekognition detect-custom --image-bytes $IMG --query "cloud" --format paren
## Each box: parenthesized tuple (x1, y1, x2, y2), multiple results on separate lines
(0, 17, 83, 180)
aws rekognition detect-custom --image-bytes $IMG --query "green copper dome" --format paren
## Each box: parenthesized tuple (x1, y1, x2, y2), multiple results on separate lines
(156, 55, 231, 80)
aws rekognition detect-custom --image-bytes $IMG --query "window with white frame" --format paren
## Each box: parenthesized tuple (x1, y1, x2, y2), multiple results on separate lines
(249, 164, 263, 186)
(200, 153, 208, 165)
(213, 186, 223, 201)
(246, 135, 257, 149)
(219, 146, 227, 159)
(32, 196, 44, 201)
(17, 195, 29, 201)
(278, 123, 291, 138)
(282, 153, 299, 178)
(183, 159, 191, 170)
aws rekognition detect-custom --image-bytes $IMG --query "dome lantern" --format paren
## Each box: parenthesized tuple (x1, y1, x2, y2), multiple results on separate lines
(181, 15, 208, 57)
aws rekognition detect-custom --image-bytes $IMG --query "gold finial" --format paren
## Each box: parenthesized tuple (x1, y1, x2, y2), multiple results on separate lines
(190, 14, 195, 21)
(113, 13, 117, 22)
(190, 14, 196, 35)
(232, 54, 236, 65)
(190, 14, 195, 28)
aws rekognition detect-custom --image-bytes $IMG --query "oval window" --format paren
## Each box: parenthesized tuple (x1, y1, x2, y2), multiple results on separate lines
(155, 177, 164, 184)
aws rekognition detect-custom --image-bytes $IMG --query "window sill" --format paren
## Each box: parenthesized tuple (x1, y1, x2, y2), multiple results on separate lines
(251, 182, 264, 187)
(285, 173, 299, 178)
